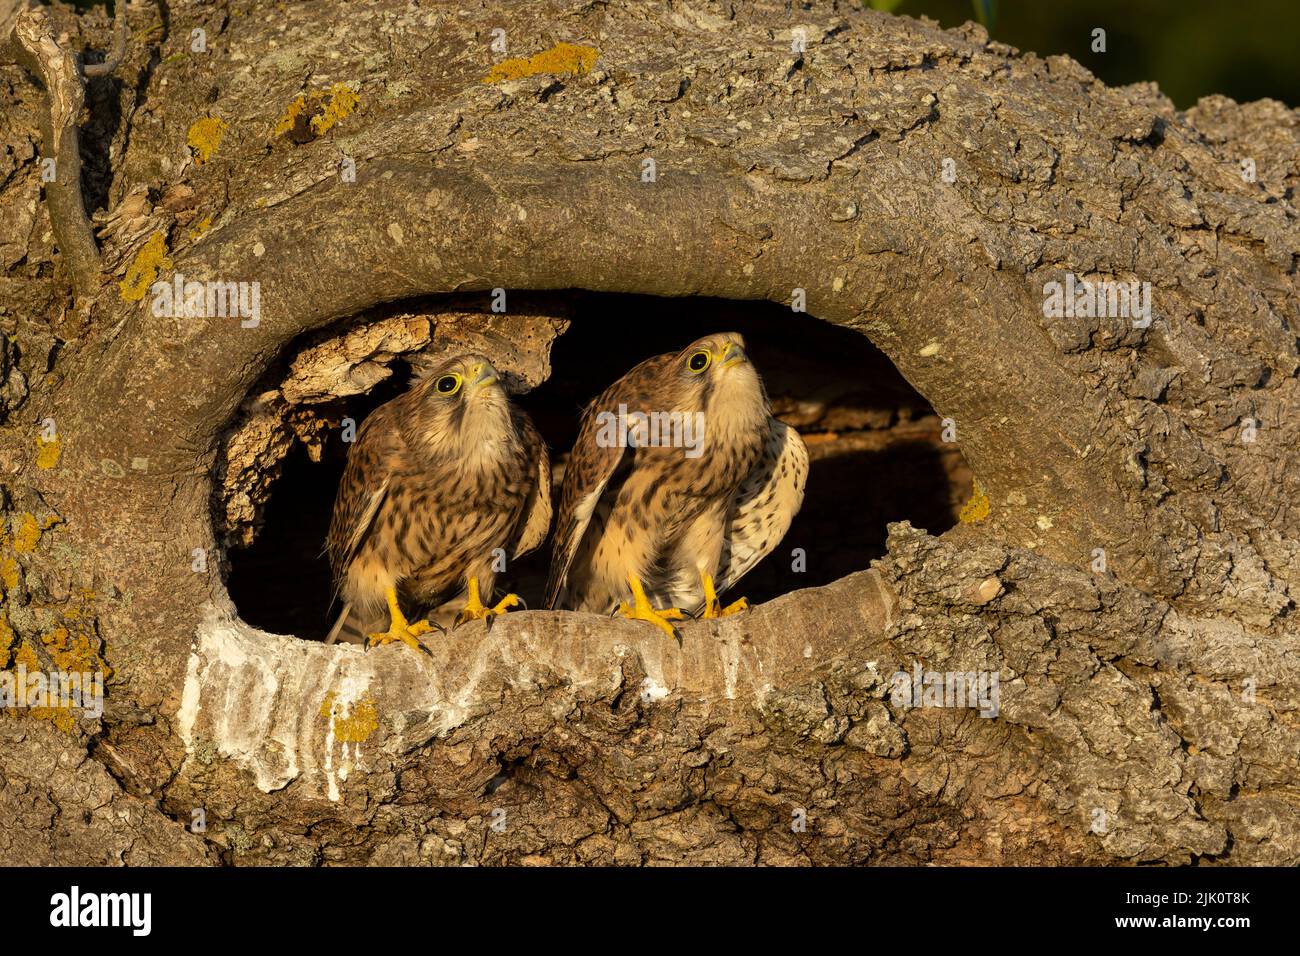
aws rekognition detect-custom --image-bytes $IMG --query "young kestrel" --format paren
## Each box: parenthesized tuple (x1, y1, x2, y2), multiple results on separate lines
(325, 353, 551, 649)
(545, 332, 807, 637)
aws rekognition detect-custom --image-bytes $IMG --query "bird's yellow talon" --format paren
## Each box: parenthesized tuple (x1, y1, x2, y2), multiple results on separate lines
(698, 570, 748, 618)
(367, 622, 430, 650)
(619, 574, 682, 639)
(618, 602, 682, 638)
(367, 586, 435, 650)
(454, 577, 521, 627)
(702, 596, 749, 618)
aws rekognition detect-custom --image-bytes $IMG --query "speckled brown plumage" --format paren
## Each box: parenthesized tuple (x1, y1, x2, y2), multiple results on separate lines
(545, 332, 807, 621)
(326, 353, 551, 644)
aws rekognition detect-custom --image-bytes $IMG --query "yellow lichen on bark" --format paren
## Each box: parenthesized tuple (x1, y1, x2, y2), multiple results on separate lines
(320, 692, 379, 743)
(35, 434, 61, 469)
(12, 512, 59, 554)
(0, 615, 13, 669)
(42, 617, 112, 680)
(7, 644, 77, 731)
(273, 94, 309, 137)
(0, 556, 17, 594)
(313, 84, 359, 134)
(958, 479, 990, 524)
(482, 42, 598, 83)
(119, 232, 173, 302)
(0, 512, 104, 734)
(274, 84, 359, 138)
(187, 116, 228, 164)
(0, 592, 113, 733)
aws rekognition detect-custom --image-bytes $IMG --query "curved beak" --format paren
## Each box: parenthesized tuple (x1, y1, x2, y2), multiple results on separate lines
(469, 362, 498, 389)
(719, 342, 748, 368)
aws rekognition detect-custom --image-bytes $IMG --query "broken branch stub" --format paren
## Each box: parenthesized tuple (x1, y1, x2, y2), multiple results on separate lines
(10, 6, 100, 299)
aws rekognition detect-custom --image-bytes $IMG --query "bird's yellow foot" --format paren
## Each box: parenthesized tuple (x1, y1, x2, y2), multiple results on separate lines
(453, 576, 521, 631)
(368, 618, 435, 650)
(618, 574, 684, 640)
(702, 596, 749, 618)
(698, 570, 749, 619)
(368, 586, 438, 651)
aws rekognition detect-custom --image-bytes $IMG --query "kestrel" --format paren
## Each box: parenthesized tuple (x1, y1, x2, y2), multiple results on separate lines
(545, 332, 807, 637)
(325, 353, 551, 649)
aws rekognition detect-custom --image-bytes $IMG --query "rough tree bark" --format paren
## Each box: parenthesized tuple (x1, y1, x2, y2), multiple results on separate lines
(0, 0, 1297, 865)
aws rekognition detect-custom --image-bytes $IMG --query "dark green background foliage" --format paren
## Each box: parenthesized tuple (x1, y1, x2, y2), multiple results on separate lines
(869, 0, 1298, 107)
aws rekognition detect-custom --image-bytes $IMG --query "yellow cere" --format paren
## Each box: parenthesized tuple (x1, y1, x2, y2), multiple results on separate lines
(482, 42, 598, 83)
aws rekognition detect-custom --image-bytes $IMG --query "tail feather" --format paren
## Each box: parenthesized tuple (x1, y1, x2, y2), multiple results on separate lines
(325, 603, 373, 646)
(544, 578, 565, 610)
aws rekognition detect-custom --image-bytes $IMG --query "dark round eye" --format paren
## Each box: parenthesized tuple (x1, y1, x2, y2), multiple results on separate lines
(436, 374, 461, 394)
(688, 350, 711, 372)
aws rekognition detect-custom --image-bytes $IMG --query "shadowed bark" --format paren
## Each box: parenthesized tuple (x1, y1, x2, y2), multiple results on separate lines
(0, 0, 1297, 865)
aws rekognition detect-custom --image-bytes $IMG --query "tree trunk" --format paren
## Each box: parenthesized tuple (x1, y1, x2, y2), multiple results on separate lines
(1, 0, 1297, 865)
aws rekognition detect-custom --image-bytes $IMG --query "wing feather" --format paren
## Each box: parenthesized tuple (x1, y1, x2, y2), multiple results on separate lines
(544, 354, 671, 608)
(325, 407, 401, 587)
(511, 410, 553, 558)
(716, 417, 808, 594)
(543, 413, 626, 608)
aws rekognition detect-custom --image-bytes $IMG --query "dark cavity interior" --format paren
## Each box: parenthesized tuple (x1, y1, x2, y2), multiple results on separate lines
(226, 293, 973, 640)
